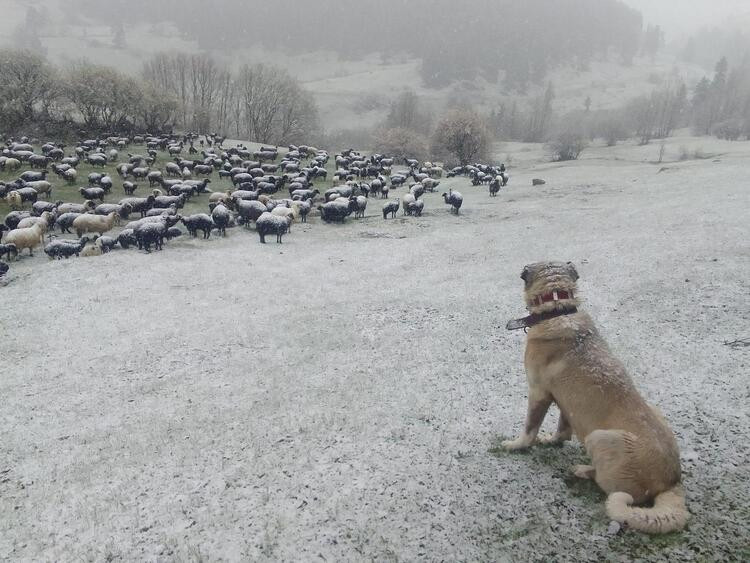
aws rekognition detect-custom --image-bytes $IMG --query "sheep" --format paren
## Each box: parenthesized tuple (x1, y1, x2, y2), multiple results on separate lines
(32, 200, 62, 216)
(297, 199, 312, 223)
(24, 180, 53, 198)
(211, 203, 231, 236)
(181, 214, 215, 239)
(54, 212, 83, 233)
(256, 212, 291, 243)
(410, 184, 426, 199)
(208, 191, 233, 205)
(73, 211, 117, 237)
(123, 181, 139, 195)
(5, 191, 23, 210)
(20, 170, 48, 183)
(61, 168, 78, 184)
(0, 261, 8, 278)
(153, 194, 186, 209)
(0, 243, 18, 261)
(100, 175, 113, 193)
(164, 227, 183, 242)
(318, 198, 354, 223)
(382, 200, 400, 219)
(442, 189, 463, 214)
(44, 237, 88, 260)
(117, 229, 138, 249)
(134, 221, 168, 252)
(119, 195, 155, 217)
(235, 200, 266, 228)
(489, 177, 501, 196)
(57, 201, 95, 215)
(88, 172, 103, 185)
(271, 204, 298, 231)
(79, 187, 105, 202)
(97, 236, 118, 253)
(4, 211, 31, 229)
(3, 158, 21, 171)
(80, 238, 104, 257)
(401, 192, 416, 215)
(3, 223, 44, 256)
(145, 205, 178, 218)
(17, 211, 54, 232)
(95, 203, 132, 222)
(406, 199, 425, 217)
(350, 195, 367, 219)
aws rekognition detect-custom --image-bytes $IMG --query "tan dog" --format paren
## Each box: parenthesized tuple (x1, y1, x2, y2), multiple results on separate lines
(502, 261, 689, 533)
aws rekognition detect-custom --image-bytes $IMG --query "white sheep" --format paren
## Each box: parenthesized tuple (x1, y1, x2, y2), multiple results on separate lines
(4, 158, 21, 171)
(5, 191, 23, 210)
(80, 238, 104, 257)
(16, 212, 53, 233)
(4, 223, 45, 256)
(401, 192, 416, 215)
(72, 211, 117, 237)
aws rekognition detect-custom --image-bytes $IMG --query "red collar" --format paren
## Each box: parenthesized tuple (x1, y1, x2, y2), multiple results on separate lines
(532, 289, 574, 307)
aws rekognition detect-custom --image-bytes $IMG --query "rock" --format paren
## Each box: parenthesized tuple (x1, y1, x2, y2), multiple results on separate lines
(532, 179, 546, 186)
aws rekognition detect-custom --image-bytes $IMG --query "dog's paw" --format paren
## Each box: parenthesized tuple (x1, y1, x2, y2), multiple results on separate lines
(501, 438, 531, 451)
(538, 433, 565, 446)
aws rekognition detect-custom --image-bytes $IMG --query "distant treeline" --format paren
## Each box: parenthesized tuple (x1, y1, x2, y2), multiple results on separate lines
(74, 0, 643, 90)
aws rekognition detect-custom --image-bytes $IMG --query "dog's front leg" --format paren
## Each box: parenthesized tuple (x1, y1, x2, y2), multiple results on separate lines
(502, 388, 552, 451)
(538, 410, 573, 445)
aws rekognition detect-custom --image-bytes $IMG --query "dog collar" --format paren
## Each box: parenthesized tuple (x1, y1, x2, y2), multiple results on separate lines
(531, 289, 574, 307)
(506, 307, 578, 331)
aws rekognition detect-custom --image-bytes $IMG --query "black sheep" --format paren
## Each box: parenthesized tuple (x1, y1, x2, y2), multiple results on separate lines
(0, 261, 8, 278)
(211, 203, 230, 236)
(79, 187, 105, 202)
(0, 243, 18, 261)
(181, 214, 214, 239)
(382, 200, 400, 219)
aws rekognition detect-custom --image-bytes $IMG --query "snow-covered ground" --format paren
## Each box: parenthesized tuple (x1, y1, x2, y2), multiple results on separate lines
(1, 137, 748, 561)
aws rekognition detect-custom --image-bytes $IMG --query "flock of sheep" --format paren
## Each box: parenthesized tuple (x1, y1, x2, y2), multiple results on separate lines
(0, 133, 510, 279)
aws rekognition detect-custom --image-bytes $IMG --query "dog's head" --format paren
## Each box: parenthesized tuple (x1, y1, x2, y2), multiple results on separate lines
(521, 261, 580, 314)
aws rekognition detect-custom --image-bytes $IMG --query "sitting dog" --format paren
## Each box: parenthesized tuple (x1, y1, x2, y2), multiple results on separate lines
(503, 261, 689, 533)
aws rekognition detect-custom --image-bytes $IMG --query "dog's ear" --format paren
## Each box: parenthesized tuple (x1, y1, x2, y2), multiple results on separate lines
(520, 266, 530, 282)
(566, 261, 579, 281)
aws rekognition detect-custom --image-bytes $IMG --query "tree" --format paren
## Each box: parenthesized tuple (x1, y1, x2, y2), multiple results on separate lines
(0, 49, 56, 126)
(138, 82, 178, 133)
(65, 61, 141, 132)
(431, 110, 491, 166)
(384, 90, 431, 134)
(373, 127, 429, 162)
(524, 82, 555, 142)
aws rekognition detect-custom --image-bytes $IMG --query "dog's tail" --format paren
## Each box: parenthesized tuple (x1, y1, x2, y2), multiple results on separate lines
(605, 484, 689, 534)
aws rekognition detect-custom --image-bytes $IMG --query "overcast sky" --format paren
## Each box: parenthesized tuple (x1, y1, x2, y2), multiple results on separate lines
(623, 0, 750, 37)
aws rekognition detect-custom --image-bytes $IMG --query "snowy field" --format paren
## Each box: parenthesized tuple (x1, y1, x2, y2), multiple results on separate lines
(1, 137, 748, 561)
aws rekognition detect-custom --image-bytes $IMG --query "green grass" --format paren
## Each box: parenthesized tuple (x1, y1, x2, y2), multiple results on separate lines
(0, 143, 342, 226)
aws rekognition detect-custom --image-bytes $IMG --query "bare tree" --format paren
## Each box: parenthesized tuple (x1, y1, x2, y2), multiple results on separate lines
(0, 49, 56, 124)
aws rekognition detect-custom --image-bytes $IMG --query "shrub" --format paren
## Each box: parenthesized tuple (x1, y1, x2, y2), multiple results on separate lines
(547, 132, 588, 161)
(430, 110, 491, 166)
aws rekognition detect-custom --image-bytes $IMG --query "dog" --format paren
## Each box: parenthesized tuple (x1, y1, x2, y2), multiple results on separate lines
(502, 261, 689, 533)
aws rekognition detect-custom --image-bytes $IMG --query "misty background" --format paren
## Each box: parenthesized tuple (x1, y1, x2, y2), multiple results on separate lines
(2, 0, 750, 152)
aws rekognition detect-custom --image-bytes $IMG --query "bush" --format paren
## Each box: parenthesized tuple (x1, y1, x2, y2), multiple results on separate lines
(430, 110, 491, 166)
(373, 127, 429, 162)
(547, 132, 588, 161)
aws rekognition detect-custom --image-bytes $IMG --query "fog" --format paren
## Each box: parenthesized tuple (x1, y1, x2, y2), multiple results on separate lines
(623, 0, 750, 36)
